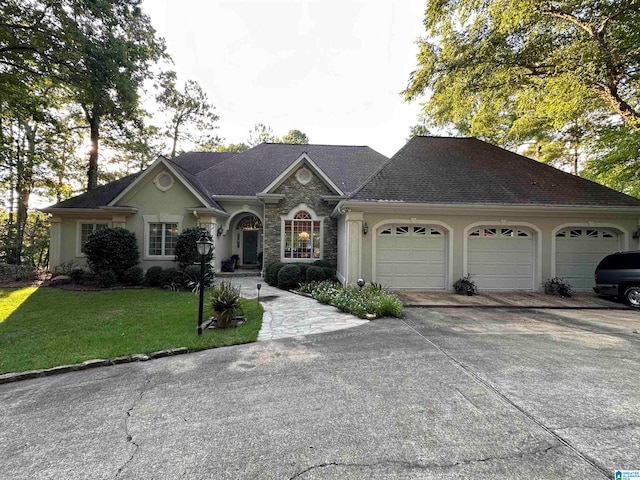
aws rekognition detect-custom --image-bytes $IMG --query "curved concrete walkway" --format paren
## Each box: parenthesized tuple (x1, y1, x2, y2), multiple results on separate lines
(215, 277, 368, 340)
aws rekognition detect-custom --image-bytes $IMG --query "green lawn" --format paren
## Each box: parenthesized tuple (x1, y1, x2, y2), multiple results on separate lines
(0, 287, 263, 375)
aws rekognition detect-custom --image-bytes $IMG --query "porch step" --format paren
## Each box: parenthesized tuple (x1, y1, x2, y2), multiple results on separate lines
(216, 268, 262, 279)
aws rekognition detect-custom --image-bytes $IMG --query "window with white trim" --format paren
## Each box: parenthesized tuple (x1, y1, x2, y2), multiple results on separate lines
(148, 223, 178, 256)
(79, 222, 109, 255)
(283, 211, 321, 259)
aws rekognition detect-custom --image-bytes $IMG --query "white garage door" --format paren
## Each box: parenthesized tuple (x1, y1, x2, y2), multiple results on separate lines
(376, 225, 447, 289)
(468, 227, 534, 290)
(556, 228, 619, 290)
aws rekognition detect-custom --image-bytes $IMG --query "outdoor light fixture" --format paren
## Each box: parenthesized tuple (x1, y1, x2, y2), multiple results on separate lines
(362, 223, 369, 235)
(357, 278, 365, 291)
(257, 282, 262, 303)
(216, 226, 224, 237)
(196, 233, 213, 335)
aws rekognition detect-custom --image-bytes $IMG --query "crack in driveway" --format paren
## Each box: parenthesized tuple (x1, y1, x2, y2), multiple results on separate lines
(288, 444, 563, 478)
(115, 375, 152, 479)
(400, 316, 611, 479)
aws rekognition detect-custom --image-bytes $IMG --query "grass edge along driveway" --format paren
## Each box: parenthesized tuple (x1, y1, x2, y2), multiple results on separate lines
(0, 287, 263, 375)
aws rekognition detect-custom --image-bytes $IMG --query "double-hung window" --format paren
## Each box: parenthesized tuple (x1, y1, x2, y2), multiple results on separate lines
(283, 211, 321, 260)
(78, 222, 109, 256)
(148, 223, 178, 257)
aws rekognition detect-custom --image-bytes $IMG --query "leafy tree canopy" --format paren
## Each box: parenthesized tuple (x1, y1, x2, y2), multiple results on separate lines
(156, 70, 221, 157)
(404, 0, 640, 194)
(282, 129, 309, 144)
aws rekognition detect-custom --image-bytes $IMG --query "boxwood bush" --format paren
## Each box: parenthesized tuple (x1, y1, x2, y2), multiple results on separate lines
(265, 261, 285, 286)
(306, 265, 327, 283)
(277, 264, 303, 290)
(145, 266, 164, 287)
(161, 267, 181, 287)
(123, 266, 144, 286)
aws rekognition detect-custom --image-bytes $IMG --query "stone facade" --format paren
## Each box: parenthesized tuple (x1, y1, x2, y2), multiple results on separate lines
(262, 168, 338, 268)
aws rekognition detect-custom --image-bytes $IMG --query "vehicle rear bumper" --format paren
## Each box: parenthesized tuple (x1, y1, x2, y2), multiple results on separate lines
(594, 284, 618, 296)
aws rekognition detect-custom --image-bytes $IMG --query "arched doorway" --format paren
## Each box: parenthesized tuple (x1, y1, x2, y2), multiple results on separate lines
(237, 214, 263, 265)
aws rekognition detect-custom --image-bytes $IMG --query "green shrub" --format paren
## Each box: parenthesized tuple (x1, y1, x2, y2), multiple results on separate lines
(183, 264, 200, 287)
(265, 261, 285, 286)
(296, 263, 310, 279)
(543, 277, 573, 297)
(453, 275, 478, 295)
(322, 267, 335, 280)
(145, 266, 164, 287)
(306, 266, 327, 283)
(84, 228, 139, 281)
(70, 268, 86, 284)
(162, 268, 181, 288)
(299, 280, 403, 319)
(123, 266, 144, 286)
(277, 264, 302, 290)
(312, 260, 332, 269)
(174, 227, 214, 272)
(96, 270, 117, 288)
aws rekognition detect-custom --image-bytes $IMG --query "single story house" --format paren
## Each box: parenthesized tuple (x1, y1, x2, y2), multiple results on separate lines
(43, 136, 640, 291)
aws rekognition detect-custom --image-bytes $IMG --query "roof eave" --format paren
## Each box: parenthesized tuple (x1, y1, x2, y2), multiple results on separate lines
(335, 200, 640, 216)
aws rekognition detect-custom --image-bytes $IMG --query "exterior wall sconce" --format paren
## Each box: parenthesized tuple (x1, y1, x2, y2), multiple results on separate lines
(362, 222, 369, 235)
(633, 227, 640, 239)
(217, 226, 224, 237)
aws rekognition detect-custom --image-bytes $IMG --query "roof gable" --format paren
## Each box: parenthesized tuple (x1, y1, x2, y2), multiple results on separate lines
(351, 136, 640, 207)
(109, 156, 217, 209)
(198, 143, 389, 197)
(262, 153, 344, 195)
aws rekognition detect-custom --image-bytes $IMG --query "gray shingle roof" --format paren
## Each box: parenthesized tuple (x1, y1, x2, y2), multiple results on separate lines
(169, 152, 238, 175)
(351, 136, 640, 207)
(44, 144, 388, 210)
(46, 173, 141, 209)
(198, 143, 389, 196)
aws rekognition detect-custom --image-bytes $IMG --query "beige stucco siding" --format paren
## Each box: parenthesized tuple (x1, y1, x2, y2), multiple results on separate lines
(341, 205, 640, 291)
(48, 164, 222, 272)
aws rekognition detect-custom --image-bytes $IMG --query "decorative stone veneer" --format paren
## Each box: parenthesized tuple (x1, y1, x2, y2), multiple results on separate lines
(262, 169, 338, 268)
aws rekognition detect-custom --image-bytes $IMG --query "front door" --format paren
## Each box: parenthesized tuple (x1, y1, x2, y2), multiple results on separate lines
(243, 230, 258, 264)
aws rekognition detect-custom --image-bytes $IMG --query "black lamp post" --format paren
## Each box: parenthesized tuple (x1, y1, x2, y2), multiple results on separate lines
(257, 282, 262, 303)
(196, 233, 214, 335)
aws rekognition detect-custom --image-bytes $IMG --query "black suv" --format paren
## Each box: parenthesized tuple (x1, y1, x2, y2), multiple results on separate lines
(594, 251, 640, 308)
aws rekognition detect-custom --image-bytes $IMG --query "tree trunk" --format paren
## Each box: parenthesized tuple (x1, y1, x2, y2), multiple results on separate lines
(13, 122, 36, 265)
(87, 112, 100, 191)
(170, 122, 179, 158)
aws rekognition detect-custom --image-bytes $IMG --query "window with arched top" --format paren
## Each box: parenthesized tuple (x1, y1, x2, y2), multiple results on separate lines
(283, 210, 321, 259)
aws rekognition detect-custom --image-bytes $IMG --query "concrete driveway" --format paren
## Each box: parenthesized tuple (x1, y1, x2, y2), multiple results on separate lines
(1, 307, 639, 479)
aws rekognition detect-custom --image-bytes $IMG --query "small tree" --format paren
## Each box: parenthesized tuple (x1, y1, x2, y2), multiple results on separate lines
(84, 228, 139, 281)
(175, 227, 213, 269)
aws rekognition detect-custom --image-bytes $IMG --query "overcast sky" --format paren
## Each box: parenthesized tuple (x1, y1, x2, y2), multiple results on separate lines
(141, 0, 428, 157)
